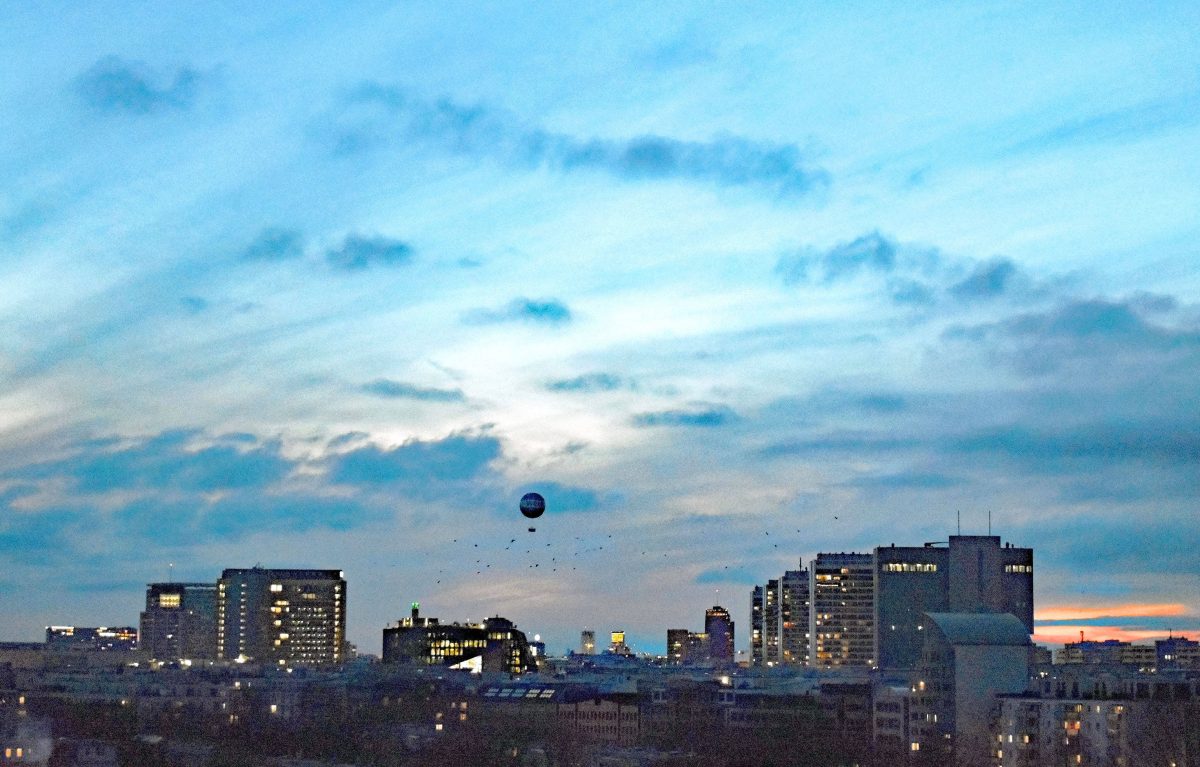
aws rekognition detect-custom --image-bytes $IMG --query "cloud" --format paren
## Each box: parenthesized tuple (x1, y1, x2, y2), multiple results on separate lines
(844, 472, 962, 490)
(1006, 96, 1200, 156)
(242, 227, 305, 261)
(545, 373, 628, 392)
(76, 56, 200, 114)
(632, 405, 736, 427)
(330, 85, 829, 198)
(7, 429, 292, 494)
(326, 433, 502, 486)
(776, 231, 897, 285)
(361, 379, 465, 402)
(326, 234, 414, 271)
(465, 297, 573, 325)
(695, 566, 759, 585)
(949, 257, 1018, 301)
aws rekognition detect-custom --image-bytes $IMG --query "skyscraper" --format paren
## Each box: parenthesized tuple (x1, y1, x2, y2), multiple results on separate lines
(216, 568, 346, 666)
(809, 553, 875, 668)
(779, 569, 810, 666)
(580, 630, 596, 655)
(140, 582, 218, 661)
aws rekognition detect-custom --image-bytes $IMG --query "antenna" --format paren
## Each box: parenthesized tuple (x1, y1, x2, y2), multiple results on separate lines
(957, 510, 961, 536)
(988, 510, 992, 536)
(168, 562, 174, 583)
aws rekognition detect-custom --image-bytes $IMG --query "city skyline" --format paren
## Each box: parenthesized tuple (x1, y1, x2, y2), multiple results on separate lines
(1, 3, 1198, 657)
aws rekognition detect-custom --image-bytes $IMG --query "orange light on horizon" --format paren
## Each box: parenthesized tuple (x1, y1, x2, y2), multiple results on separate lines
(1032, 625, 1197, 645)
(1035, 603, 1190, 621)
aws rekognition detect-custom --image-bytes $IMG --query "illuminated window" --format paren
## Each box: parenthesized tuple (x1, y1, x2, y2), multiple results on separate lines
(270, 584, 283, 592)
(158, 593, 182, 608)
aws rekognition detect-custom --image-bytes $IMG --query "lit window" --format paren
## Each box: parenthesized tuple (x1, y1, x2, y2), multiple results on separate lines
(270, 584, 283, 592)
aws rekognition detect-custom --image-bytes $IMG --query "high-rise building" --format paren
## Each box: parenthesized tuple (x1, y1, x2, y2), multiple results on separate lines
(140, 582, 218, 661)
(608, 630, 632, 656)
(705, 605, 734, 664)
(779, 569, 810, 666)
(875, 535, 1033, 670)
(763, 579, 780, 666)
(750, 585, 764, 667)
(809, 553, 875, 668)
(216, 568, 346, 666)
(580, 630, 596, 655)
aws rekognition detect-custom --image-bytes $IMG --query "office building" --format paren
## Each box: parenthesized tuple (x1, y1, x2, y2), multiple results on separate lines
(1157, 635, 1199, 669)
(875, 535, 1033, 670)
(1055, 638, 1156, 666)
(750, 585, 764, 667)
(705, 605, 734, 664)
(666, 628, 689, 664)
(139, 582, 218, 661)
(609, 630, 632, 656)
(382, 605, 536, 674)
(579, 630, 596, 655)
(809, 553, 875, 668)
(779, 569, 810, 666)
(45, 626, 138, 651)
(216, 567, 346, 666)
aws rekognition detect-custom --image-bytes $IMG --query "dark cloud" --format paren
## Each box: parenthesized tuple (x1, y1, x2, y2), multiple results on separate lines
(1015, 510, 1200, 576)
(465, 297, 573, 325)
(330, 85, 829, 198)
(776, 231, 897, 285)
(242, 227, 305, 261)
(949, 423, 1200, 466)
(949, 257, 1018, 301)
(361, 379, 465, 402)
(545, 372, 628, 392)
(8, 430, 293, 494)
(76, 56, 200, 114)
(633, 405, 736, 428)
(326, 234, 413, 271)
(326, 433, 502, 486)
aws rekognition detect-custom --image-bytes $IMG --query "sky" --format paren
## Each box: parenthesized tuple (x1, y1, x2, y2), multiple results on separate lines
(1, 1, 1198, 657)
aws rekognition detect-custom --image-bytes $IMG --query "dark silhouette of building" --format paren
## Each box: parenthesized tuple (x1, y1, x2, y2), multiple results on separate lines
(750, 585, 764, 667)
(705, 606, 734, 664)
(216, 567, 346, 666)
(44, 626, 137, 651)
(139, 582, 217, 661)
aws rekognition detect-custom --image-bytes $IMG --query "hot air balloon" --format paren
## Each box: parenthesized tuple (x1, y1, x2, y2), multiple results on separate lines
(520, 492, 545, 532)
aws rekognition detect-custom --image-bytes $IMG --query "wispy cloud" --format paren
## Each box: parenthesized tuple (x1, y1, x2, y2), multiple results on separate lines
(76, 56, 200, 114)
(329, 85, 829, 198)
(465, 297, 573, 325)
(361, 379, 464, 402)
(242, 227, 305, 261)
(633, 405, 736, 428)
(326, 234, 413, 271)
(545, 372, 629, 392)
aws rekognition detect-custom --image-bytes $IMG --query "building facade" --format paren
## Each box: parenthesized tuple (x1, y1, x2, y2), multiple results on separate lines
(705, 605, 734, 664)
(779, 569, 810, 666)
(139, 582, 218, 661)
(382, 607, 536, 674)
(810, 553, 875, 669)
(216, 567, 346, 666)
(750, 585, 764, 667)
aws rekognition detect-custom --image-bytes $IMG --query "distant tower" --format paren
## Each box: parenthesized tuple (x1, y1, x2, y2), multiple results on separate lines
(704, 605, 734, 664)
(580, 630, 596, 655)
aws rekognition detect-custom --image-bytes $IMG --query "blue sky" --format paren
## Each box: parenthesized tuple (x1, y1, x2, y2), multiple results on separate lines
(1, 2, 1198, 655)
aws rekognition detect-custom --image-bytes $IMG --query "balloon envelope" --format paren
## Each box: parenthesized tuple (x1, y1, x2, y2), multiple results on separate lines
(519, 492, 546, 519)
